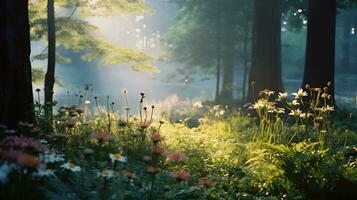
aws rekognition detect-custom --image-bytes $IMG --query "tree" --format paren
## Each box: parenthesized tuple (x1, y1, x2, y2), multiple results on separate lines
(219, 2, 237, 100)
(247, 0, 284, 102)
(301, 0, 336, 103)
(167, 0, 246, 102)
(29, 0, 158, 108)
(0, 0, 34, 128)
(44, 0, 56, 115)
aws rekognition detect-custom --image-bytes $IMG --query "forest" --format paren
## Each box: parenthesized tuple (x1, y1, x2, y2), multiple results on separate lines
(1, 0, 357, 199)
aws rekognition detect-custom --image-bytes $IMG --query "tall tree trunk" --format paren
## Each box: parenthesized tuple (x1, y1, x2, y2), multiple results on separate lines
(215, 6, 222, 103)
(302, 0, 336, 103)
(242, 12, 250, 101)
(0, 0, 34, 128)
(341, 16, 351, 71)
(44, 0, 56, 111)
(220, 40, 235, 100)
(247, 0, 283, 102)
(219, 6, 235, 101)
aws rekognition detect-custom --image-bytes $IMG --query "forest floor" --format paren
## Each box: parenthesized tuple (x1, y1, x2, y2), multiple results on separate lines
(1, 88, 357, 200)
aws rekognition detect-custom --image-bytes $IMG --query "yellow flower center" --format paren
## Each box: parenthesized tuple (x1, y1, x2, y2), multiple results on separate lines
(103, 170, 110, 176)
(113, 153, 121, 159)
(68, 163, 76, 168)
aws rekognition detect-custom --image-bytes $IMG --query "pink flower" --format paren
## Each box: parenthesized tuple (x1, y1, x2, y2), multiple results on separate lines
(152, 146, 166, 154)
(171, 171, 190, 181)
(90, 131, 111, 142)
(198, 177, 215, 188)
(138, 121, 151, 129)
(0, 136, 45, 153)
(151, 132, 165, 143)
(165, 151, 187, 161)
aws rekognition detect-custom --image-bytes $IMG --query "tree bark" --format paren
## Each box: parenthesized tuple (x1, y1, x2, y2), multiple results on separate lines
(302, 0, 336, 103)
(44, 0, 56, 110)
(0, 0, 34, 128)
(247, 0, 283, 102)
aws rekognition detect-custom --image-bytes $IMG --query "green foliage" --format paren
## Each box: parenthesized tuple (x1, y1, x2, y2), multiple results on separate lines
(1, 89, 357, 199)
(32, 67, 64, 86)
(165, 0, 252, 82)
(29, 0, 159, 73)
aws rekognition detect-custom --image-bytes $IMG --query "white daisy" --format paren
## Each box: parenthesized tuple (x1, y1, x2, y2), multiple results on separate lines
(61, 162, 81, 172)
(109, 153, 128, 163)
(97, 169, 114, 178)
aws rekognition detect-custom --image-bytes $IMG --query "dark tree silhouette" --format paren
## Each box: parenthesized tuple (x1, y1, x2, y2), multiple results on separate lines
(302, 0, 336, 102)
(247, 0, 284, 102)
(0, 0, 34, 128)
(44, 0, 56, 114)
(219, 6, 236, 100)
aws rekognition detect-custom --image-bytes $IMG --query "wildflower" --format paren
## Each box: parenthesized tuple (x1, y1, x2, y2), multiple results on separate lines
(292, 89, 308, 99)
(305, 84, 310, 89)
(321, 93, 328, 99)
(61, 162, 81, 172)
(299, 113, 307, 119)
(90, 131, 111, 142)
(40, 153, 65, 164)
(212, 105, 221, 111)
(291, 100, 300, 106)
(165, 151, 187, 161)
(289, 109, 302, 117)
(123, 171, 136, 179)
(109, 153, 127, 163)
(75, 108, 85, 114)
(323, 87, 329, 92)
(171, 171, 190, 181)
(139, 121, 151, 129)
(217, 110, 225, 116)
(275, 108, 285, 114)
(0, 136, 45, 153)
(259, 89, 274, 97)
(193, 101, 203, 108)
(17, 121, 34, 129)
(17, 153, 40, 168)
(152, 146, 166, 154)
(198, 177, 215, 188)
(321, 105, 334, 113)
(84, 100, 91, 105)
(278, 92, 288, 101)
(33, 168, 55, 177)
(253, 99, 269, 109)
(64, 119, 76, 128)
(146, 166, 161, 174)
(69, 111, 79, 117)
(313, 88, 321, 92)
(97, 169, 114, 178)
(151, 132, 165, 143)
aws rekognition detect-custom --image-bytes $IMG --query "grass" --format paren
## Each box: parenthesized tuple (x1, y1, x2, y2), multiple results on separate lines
(1, 86, 357, 199)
